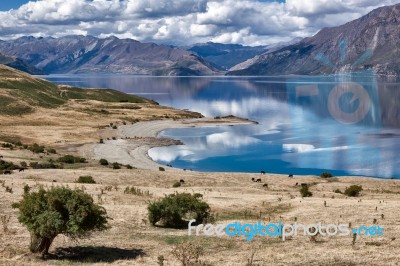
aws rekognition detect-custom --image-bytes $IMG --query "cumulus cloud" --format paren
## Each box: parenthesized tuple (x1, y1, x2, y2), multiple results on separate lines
(0, 0, 399, 45)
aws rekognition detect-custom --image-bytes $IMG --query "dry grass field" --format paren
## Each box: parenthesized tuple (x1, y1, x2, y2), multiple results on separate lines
(1, 164, 400, 266)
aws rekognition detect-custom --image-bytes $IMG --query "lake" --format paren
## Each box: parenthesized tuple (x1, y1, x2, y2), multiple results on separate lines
(43, 73, 400, 178)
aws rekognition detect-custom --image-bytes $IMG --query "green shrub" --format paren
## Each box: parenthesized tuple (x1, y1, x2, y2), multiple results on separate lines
(23, 184, 30, 194)
(344, 185, 363, 197)
(112, 125, 118, 129)
(112, 162, 121, 169)
(126, 164, 133, 169)
(29, 162, 62, 169)
(76, 176, 96, 184)
(57, 155, 87, 164)
(47, 148, 57, 154)
(0, 160, 17, 171)
(159, 167, 165, 172)
(99, 159, 109, 166)
(320, 172, 333, 178)
(14, 141, 23, 147)
(12, 187, 109, 256)
(300, 184, 312, 197)
(173, 182, 181, 188)
(99, 139, 104, 144)
(334, 189, 343, 194)
(147, 192, 211, 228)
(1, 143, 13, 149)
(28, 143, 45, 153)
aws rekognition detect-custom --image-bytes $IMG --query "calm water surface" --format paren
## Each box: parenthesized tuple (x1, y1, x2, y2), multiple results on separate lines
(43, 74, 400, 178)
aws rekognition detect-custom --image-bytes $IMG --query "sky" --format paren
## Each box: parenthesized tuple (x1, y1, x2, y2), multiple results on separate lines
(0, 0, 399, 46)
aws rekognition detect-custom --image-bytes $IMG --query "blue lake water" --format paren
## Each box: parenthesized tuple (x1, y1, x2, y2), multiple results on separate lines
(43, 74, 400, 178)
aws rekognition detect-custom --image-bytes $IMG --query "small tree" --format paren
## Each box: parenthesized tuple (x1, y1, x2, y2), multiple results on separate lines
(12, 187, 109, 257)
(344, 185, 363, 197)
(148, 193, 211, 228)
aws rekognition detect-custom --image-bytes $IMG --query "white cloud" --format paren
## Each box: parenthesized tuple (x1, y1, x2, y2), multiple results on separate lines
(0, 0, 399, 45)
(283, 144, 316, 153)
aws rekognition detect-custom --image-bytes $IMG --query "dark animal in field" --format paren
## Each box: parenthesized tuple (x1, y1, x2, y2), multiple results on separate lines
(295, 182, 298, 186)
(52, 180, 57, 182)
(263, 184, 268, 188)
(3, 170, 12, 175)
(301, 183, 307, 187)
(251, 178, 255, 182)
(261, 171, 266, 175)
(288, 174, 293, 178)
(180, 179, 185, 183)
(256, 178, 262, 183)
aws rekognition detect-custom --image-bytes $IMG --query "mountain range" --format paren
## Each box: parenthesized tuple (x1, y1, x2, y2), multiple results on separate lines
(0, 36, 219, 76)
(228, 3, 400, 76)
(0, 3, 399, 76)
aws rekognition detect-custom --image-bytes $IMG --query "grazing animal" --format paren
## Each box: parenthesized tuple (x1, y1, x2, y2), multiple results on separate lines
(288, 174, 294, 178)
(256, 178, 262, 183)
(179, 179, 185, 183)
(295, 182, 298, 186)
(3, 170, 12, 175)
(263, 184, 268, 188)
(52, 180, 57, 182)
(260, 171, 266, 175)
(19, 168, 25, 172)
(251, 178, 255, 182)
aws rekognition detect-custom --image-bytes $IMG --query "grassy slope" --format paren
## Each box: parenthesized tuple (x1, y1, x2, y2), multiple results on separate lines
(0, 64, 148, 115)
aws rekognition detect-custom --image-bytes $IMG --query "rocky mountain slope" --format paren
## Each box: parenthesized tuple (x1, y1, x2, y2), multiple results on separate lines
(152, 54, 222, 76)
(0, 36, 218, 76)
(0, 53, 43, 75)
(228, 3, 400, 76)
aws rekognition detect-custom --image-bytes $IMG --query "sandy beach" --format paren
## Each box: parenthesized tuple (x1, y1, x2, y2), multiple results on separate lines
(83, 117, 256, 170)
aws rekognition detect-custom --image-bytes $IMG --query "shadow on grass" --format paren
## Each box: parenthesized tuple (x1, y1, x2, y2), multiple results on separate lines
(50, 246, 145, 263)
